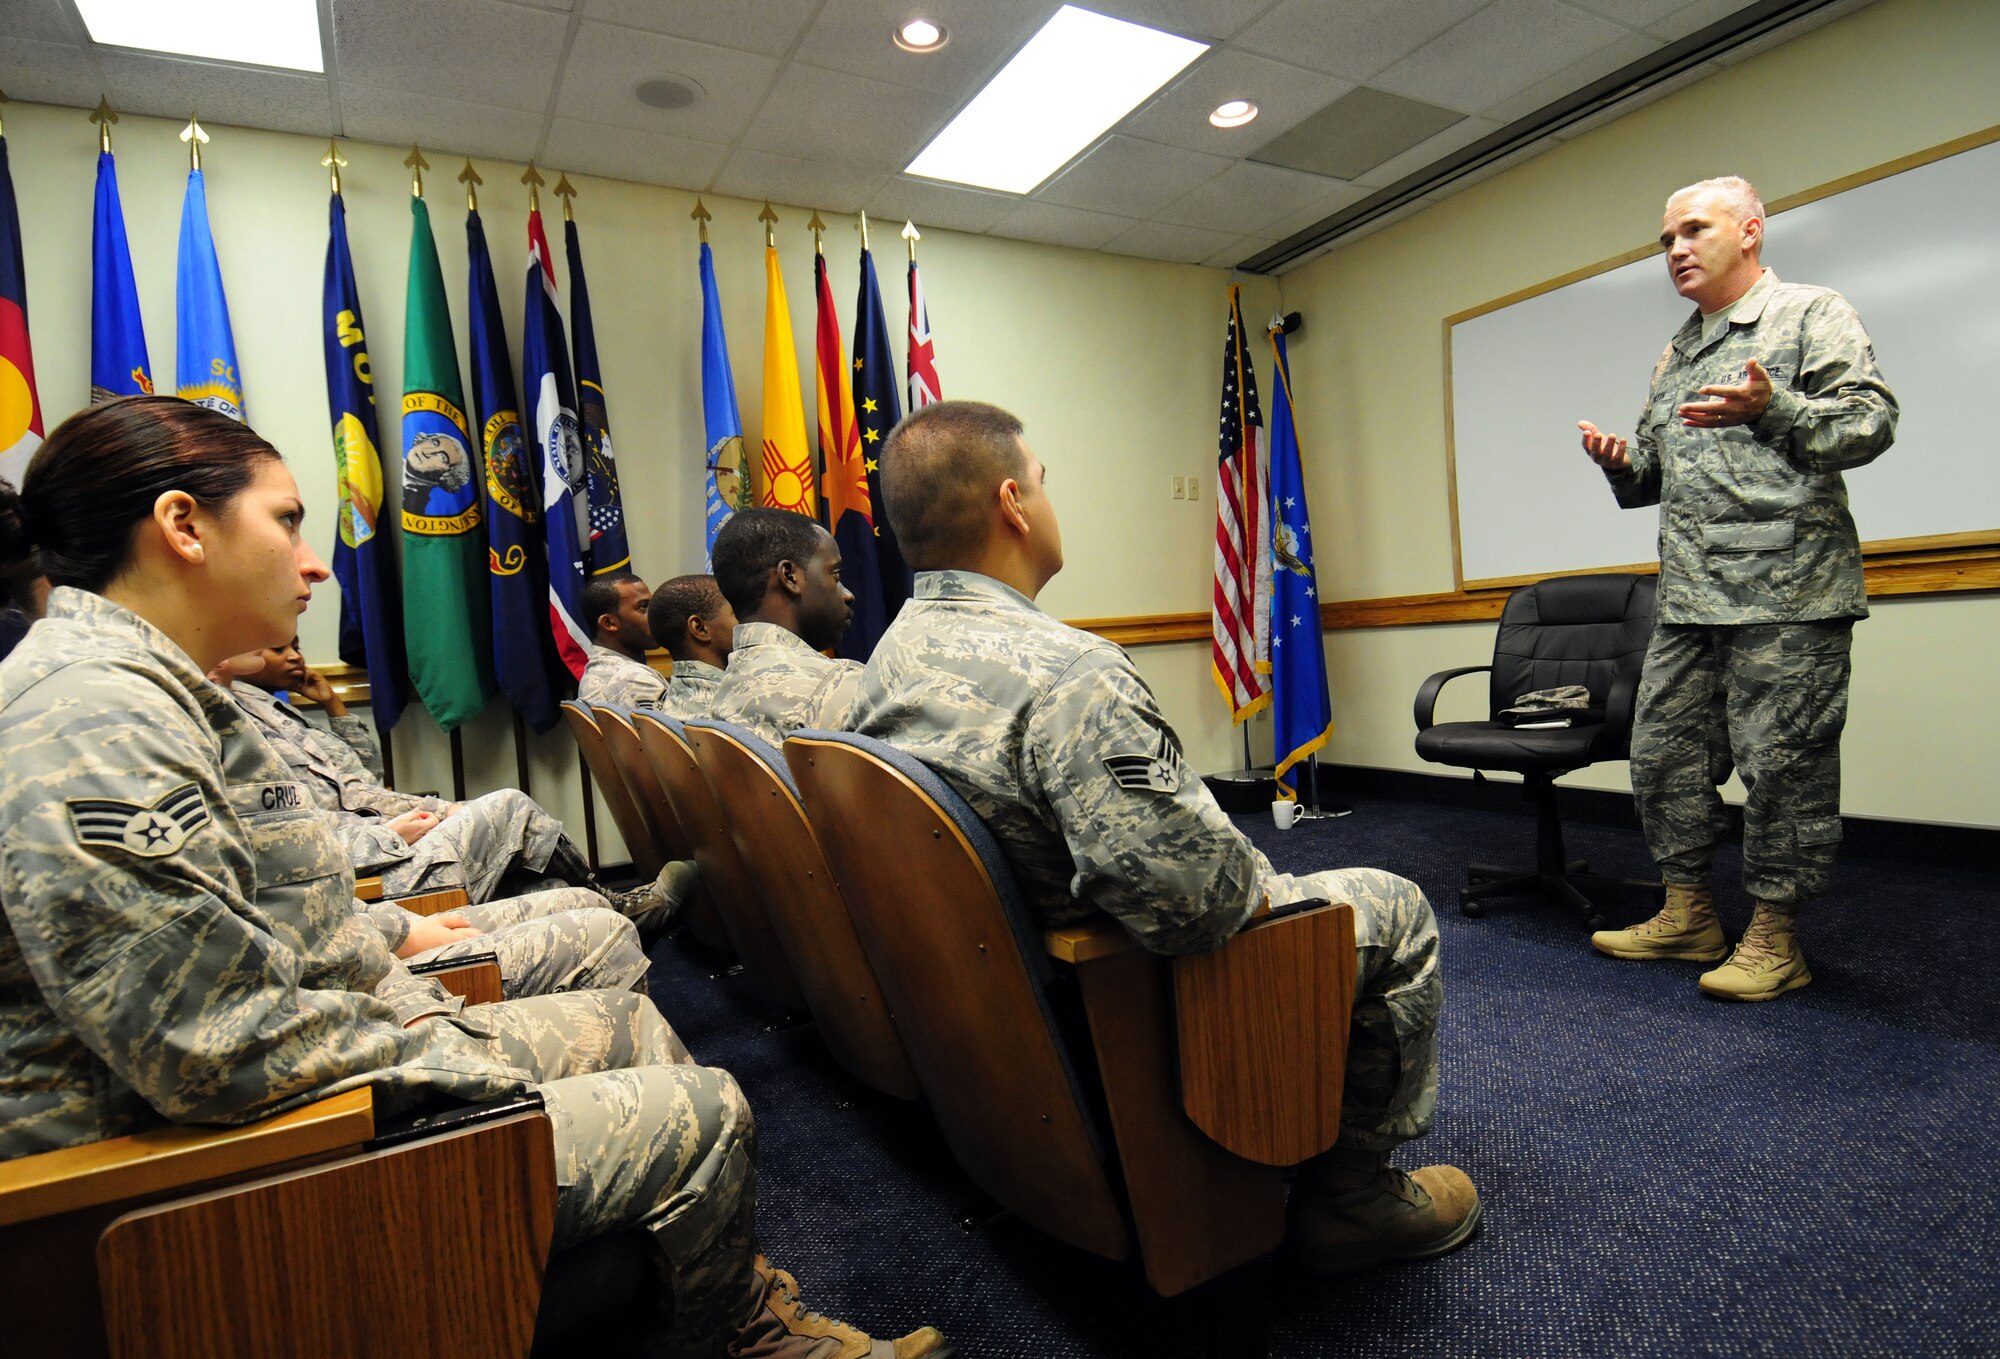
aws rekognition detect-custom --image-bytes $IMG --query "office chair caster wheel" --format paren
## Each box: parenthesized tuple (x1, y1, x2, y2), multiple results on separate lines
(1458, 898, 1486, 918)
(1584, 913, 1607, 932)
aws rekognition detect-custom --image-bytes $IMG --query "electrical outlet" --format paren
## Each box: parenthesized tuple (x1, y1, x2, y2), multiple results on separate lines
(1170, 475, 1186, 500)
(1187, 473, 1199, 502)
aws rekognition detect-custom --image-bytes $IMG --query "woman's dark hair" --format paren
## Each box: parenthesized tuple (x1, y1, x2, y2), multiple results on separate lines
(22, 396, 284, 593)
(0, 476, 39, 613)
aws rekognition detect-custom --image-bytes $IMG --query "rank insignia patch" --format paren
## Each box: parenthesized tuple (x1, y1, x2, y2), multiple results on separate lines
(1104, 730, 1182, 794)
(68, 782, 212, 857)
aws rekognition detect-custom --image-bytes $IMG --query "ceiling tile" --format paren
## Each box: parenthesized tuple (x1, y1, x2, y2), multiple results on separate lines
(98, 52, 334, 138)
(1566, 0, 1707, 25)
(1102, 218, 1240, 265)
(1118, 48, 1354, 158)
(1233, 0, 1489, 82)
(1351, 115, 1499, 188)
(865, 176, 1021, 236)
(712, 147, 889, 216)
(987, 201, 1137, 251)
(788, 0, 1056, 96)
(333, 0, 569, 113)
(3, 1, 88, 44)
(742, 63, 956, 172)
(543, 116, 730, 190)
(1251, 87, 1464, 182)
(1035, 135, 1231, 219)
(1086, 0, 1278, 42)
(1155, 160, 1353, 235)
(1644, 0, 1752, 40)
(0, 37, 103, 109)
(1480, 29, 1663, 125)
(577, 0, 820, 57)
(555, 22, 779, 143)
(1200, 234, 1274, 269)
(1259, 181, 1375, 241)
(1370, 0, 1631, 115)
(340, 82, 544, 162)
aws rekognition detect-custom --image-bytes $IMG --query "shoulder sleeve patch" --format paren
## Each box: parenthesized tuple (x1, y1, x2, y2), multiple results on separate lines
(67, 781, 213, 857)
(1103, 730, 1183, 794)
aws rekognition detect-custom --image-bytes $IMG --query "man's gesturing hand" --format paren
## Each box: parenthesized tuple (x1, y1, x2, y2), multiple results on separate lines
(1680, 357, 1772, 427)
(1577, 420, 1631, 471)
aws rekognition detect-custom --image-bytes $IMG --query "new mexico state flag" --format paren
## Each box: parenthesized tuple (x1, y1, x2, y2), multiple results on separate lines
(759, 244, 816, 517)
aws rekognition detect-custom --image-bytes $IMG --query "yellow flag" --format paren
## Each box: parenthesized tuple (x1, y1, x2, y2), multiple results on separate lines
(760, 244, 817, 517)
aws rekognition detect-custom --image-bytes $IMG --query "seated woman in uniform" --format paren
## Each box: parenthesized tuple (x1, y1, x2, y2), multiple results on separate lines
(0, 396, 946, 1359)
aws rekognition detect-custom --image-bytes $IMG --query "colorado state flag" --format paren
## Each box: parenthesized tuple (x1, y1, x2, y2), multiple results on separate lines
(0, 131, 43, 488)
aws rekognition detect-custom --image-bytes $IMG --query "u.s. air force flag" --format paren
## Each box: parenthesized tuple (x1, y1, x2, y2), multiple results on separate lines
(92, 147, 152, 403)
(1266, 325, 1333, 800)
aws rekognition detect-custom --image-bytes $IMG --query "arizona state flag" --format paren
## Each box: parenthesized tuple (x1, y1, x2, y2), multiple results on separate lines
(0, 130, 44, 488)
(524, 205, 591, 680)
(321, 191, 407, 735)
(851, 246, 913, 631)
(759, 243, 816, 517)
(91, 148, 152, 403)
(400, 194, 494, 730)
(815, 253, 884, 659)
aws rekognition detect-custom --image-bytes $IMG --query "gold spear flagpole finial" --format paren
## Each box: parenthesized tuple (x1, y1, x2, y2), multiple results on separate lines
(91, 98, 120, 152)
(522, 163, 545, 213)
(857, 209, 870, 251)
(901, 219, 921, 262)
(553, 172, 577, 222)
(179, 115, 209, 171)
(691, 197, 712, 243)
(403, 145, 429, 198)
(457, 159, 483, 212)
(758, 201, 778, 248)
(321, 139, 347, 195)
(0, 87, 10, 138)
(807, 210, 827, 256)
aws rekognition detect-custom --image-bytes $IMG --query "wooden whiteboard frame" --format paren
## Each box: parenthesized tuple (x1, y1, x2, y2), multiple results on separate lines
(1442, 123, 2000, 594)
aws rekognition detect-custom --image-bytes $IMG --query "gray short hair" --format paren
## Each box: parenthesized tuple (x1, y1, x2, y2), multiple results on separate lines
(1669, 176, 1766, 226)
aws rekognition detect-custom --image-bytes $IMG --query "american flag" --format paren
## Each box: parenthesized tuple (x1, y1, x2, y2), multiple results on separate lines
(1212, 286, 1271, 720)
(907, 257, 940, 410)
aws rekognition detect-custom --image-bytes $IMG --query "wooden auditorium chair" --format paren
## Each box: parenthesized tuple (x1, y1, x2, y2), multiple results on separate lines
(559, 699, 667, 880)
(785, 731, 1356, 1298)
(588, 703, 730, 952)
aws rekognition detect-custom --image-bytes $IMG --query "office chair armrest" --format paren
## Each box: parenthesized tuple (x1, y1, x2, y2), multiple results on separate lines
(1604, 669, 1642, 753)
(1413, 665, 1492, 732)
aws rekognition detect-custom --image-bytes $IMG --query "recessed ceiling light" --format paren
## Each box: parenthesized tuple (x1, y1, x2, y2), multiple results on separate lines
(1210, 99, 1259, 129)
(895, 18, 948, 53)
(74, 0, 324, 73)
(907, 5, 1208, 195)
(636, 76, 703, 111)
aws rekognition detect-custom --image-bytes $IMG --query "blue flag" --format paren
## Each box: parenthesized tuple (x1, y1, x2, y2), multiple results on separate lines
(91, 150, 151, 403)
(320, 192, 407, 736)
(469, 206, 561, 732)
(524, 207, 590, 680)
(699, 241, 746, 561)
(175, 169, 244, 421)
(1266, 327, 1334, 800)
(850, 247, 913, 637)
(565, 219, 631, 576)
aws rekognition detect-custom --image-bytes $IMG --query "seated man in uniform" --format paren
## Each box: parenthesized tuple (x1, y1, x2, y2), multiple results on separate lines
(577, 570, 669, 711)
(226, 647, 687, 937)
(856, 400, 1481, 1276)
(708, 508, 862, 748)
(646, 573, 737, 721)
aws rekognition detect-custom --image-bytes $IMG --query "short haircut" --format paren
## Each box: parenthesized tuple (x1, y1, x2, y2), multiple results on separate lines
(580, 570, 643, 635)
(711, 508, 828, 618)
(879, 400, 1028, 570)
(647, 574, 728, 660)
(1669, 176, 1766, 228)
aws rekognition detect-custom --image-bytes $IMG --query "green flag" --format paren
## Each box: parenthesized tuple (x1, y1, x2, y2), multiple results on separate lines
(399, 195, 493, 730)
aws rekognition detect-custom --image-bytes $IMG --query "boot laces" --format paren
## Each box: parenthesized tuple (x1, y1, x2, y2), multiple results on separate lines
(1729, 916, 1786, 972)
(768, 1267, 844, 1334)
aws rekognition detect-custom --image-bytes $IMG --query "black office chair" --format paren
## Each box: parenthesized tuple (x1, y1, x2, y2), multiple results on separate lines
(1413, 573, 1661, 930)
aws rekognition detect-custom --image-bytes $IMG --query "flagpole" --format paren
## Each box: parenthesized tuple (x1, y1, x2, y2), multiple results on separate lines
(554, 172, 576, 222)
(320, 138, 345, 196)
(513, 709, 532, 798)
(902, 219, 919, 262)
(179, 115, 207, 171)
(692, 197, 710, 243)
(458, 159, 481, 213)
(91, 97, 117, 153)
(449, 727, 467, 802)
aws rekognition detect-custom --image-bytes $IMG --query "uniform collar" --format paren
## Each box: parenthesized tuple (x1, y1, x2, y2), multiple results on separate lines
(672, 658, 725, 680)
(229, 678, 304, 724)
(588, 642, 650, 669)
(47, 586, 206, 679)
(914, 569, 1043, 615)
(731, 620, 823, 656)
(1674, 268, 1778, 356)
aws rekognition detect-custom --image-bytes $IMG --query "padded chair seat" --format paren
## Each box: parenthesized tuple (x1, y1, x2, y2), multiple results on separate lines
(1415, 715, 1615, 773)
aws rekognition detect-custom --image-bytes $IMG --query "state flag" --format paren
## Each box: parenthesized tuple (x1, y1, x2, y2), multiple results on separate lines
(759, 243, 816, 517)
(0, 130, 41, 488)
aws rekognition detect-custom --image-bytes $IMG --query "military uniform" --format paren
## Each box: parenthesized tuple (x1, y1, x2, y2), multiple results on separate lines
(710, 621, 864, 749)
(852, 571, 1442, 1154)
(0, 589, 759, 1356)
(579, 643, 669, 711)
(1607, 269, 1896, 904)
(376, 885, 650, 1000)
(661, 658, 725, 721)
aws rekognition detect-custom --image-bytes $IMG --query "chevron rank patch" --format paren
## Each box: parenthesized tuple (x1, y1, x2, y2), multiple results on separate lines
(1104, 730, 1182, 794)
(67, 782, 213, 858)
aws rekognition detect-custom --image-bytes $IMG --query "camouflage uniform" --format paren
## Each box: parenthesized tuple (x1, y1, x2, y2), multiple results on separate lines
(852, 571, 1441, 1154)
(710, 621, 864, 749)
(661, 658, 725, 721)
(579, 643, 670, 711)
(0, 590, 760, 1356)
(296, 701, 387, 782)
(1607, 270, 1896, 905)
(383, 884, 650, 999)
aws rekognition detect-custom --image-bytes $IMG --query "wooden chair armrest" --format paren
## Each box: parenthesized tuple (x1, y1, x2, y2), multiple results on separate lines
(1044, 919, 1140, 964)
(409, 956, 506, 1006)
(0, 1089, 376, 1228)
(354, 876, 384, 902)
(387, 887, 472, 917)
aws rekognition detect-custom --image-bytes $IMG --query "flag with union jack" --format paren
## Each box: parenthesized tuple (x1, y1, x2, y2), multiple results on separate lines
(907, 255, 940, 410)
(1211, 285, 1270, 720)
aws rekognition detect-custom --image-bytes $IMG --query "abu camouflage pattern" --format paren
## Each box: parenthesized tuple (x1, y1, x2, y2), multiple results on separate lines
(852, 569, 1441, 1154)
(578, 643, 670, 711)
(660, 657, 726, 721)
(396, 885, 651, 999)
(709, 620, 863, 749)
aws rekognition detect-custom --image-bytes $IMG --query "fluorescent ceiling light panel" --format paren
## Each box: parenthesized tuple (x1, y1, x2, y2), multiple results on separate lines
(75, 0, 325, 73)
(906, 6, 1207, 194)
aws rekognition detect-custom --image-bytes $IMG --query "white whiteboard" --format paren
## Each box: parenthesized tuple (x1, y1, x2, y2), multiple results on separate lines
(1447, 133, 2000, 588)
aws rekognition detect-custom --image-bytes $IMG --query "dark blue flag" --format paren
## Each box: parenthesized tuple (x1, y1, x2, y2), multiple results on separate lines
(1266, 327, 1333, 799)
(469, 206, 562, 732)
(524, 207, 591, 679)
(565, 218, 630, 576)
(850, 248, 913, 638)
(320, 192, 407, 735)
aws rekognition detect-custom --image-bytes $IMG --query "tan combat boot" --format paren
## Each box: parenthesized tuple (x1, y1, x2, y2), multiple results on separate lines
(1698, 903, 1811, 1001)
(1590, 883, 1727, 962)
(727, 1256, 952, 1358)
(1287, 1152, 1483, 1276)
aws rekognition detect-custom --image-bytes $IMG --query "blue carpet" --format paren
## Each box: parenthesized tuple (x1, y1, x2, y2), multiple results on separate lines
(646, 793, 2000, 1357)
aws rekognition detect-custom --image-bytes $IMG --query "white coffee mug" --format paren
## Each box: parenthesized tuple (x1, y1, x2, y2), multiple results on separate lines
(1271, 799, 1301, 830)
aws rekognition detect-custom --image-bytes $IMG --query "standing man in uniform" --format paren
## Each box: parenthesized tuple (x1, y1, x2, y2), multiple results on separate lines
(708, 509, 862, 748)
(1578, 176, 1897, 1001)
(647, 573, 737, 720)
(577, 570, 669, 710)
(857, 401, 1478, 1275)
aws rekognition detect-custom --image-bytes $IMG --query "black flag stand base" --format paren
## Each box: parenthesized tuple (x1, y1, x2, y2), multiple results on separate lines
(1293, 754, 1353, 819)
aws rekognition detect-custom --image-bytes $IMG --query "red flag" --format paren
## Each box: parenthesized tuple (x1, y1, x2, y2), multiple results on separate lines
(814, 254, 867, 530)
(1211, 285, 1270, 720)
(907, 257, 940, 410)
